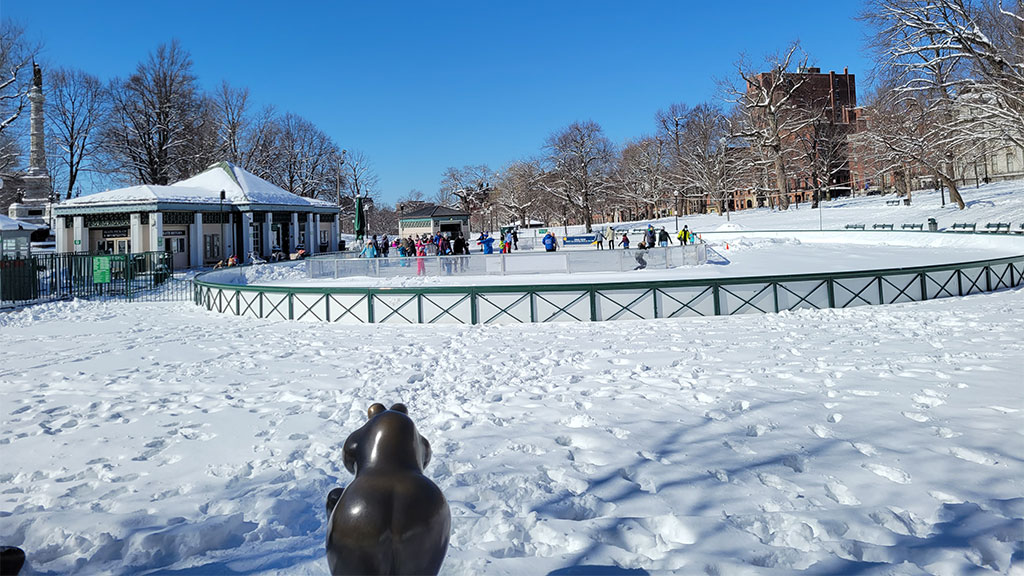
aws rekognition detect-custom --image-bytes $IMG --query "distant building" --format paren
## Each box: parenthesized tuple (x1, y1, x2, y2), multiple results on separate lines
(733, 67, 858, 211)
(397, 205, 470, 239)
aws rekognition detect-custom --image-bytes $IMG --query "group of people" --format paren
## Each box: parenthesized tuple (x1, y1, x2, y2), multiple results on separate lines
(595, 224, 697, 250)
(475, 229, 520, 254)
(359, 232, 473, 260)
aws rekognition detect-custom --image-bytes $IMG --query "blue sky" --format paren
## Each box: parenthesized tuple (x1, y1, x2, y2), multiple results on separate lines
(4, 0, 872, 204)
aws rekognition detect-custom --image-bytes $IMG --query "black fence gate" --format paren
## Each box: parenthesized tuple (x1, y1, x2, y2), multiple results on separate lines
(1, 251, 194, 307)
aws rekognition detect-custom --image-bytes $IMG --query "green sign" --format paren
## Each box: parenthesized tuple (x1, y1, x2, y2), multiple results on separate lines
(93, 256, 111, 284)
(74, 239, 81, 246)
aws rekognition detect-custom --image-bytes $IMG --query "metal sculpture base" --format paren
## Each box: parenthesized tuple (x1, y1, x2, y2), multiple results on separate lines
(325, 403, 451, 576)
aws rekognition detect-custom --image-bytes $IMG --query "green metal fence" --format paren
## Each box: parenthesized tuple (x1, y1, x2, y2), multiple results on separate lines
(192, 252, 1024, 324)
(1, 251, 193, 307)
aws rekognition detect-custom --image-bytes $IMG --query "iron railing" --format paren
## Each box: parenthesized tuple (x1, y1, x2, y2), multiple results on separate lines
(1, 251, 193, 307)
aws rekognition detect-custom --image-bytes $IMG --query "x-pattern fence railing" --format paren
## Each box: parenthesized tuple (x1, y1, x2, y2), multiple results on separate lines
(193, 252, 1024, 324)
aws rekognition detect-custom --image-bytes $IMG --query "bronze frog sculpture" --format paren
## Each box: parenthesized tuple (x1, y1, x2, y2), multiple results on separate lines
(325, 403, 450, 575)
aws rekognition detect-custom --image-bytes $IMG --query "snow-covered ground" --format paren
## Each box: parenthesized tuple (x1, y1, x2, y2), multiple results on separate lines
(580, 180, 1024, 236)
(1, 181, 1023, 575)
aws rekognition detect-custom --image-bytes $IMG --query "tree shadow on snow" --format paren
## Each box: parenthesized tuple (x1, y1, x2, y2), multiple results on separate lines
(547, 566, 650, 575)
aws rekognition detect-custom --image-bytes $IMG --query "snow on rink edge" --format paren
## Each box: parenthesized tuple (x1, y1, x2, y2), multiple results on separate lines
(1, 284, 1022, 575)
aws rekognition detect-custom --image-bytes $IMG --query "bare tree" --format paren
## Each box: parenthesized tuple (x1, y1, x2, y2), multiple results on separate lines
(678, 104, 748, 213)
(902, 0, 1024, 148)
(496, 159, 545, 226)
(437, 164, 494, 208)
(655, 102, 711, 214)
(862, 0, 972, 208)
(45, 67, 108, 200)
(210, 82, 283, 179)
(543, 120, 615, 232)
(725, 42, 814, 210)
(613, 136, 670, 219)
(338, 148, 379, 199)
(102, 40, 204, 185)
(0, 20, 40, 172)
(271, 112, 340, 199)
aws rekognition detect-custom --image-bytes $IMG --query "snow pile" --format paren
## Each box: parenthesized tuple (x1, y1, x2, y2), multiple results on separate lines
(241, 261, 308, 284)
(714, 222, 745, 232)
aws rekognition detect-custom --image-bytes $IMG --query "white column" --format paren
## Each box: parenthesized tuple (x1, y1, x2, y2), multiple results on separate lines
(263, 213, 273, 257)
(330, 216, 339, 253)
(290, 213, 300, 250)
(241, 212, 254, 259)
(55, 217, 67, 253)
(307, 213, 317, 255)
(73, 216, 87, 253)
(150, 212, 163, 253)
(130, 213, 143, 253)
(191, 213, 203, 267)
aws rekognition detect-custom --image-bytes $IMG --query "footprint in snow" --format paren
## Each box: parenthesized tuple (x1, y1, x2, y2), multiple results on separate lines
(912, 394, 945, 408)
(851, 442, 878, 456)
(948, 447, 996, 465)
(809, 424, 834, 439)
(757, 472, 802, 495)
(901, 411, 930, 423)
(862, 463, 911, 484)
(824, 478, 860, 505)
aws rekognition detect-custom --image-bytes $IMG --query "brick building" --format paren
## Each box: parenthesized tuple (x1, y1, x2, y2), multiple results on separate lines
(732, 67, 859, 212)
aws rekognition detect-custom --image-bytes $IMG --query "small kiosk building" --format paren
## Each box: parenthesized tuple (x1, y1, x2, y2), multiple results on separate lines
(397, 205, 471, 240)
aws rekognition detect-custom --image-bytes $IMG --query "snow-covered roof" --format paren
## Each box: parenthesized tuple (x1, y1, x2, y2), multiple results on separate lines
(57, 162, 335, 211)
(0, 214, 44, 231)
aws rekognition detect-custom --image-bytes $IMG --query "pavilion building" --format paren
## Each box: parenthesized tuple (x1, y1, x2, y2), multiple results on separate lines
(52, 162, 338, 268)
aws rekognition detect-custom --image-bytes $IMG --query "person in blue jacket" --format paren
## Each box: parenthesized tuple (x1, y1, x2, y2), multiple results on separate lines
(477, 232, 496, 254)
(359, 240, 377, 258)
(542, 232, 558, 252)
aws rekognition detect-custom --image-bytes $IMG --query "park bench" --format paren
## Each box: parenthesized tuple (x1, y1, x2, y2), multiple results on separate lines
(901, 223, 923, 230)
(950, 223, 976, 232)
(984, 222, 1010, 233)
(885, 199, 901, 206)
(844, 224, 866, 230)
(873, 223, 894, 230)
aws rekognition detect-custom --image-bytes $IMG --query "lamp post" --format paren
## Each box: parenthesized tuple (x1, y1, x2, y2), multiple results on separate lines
(674, 190, 679, 232)
(337, 149, 347, 242)
(219, 189, 225, 262)
(818, 187, 824, 231)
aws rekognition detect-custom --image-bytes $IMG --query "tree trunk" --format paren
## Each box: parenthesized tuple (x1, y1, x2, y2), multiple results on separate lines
(941, 174, 965, 209)
(774, 153, 790, 210)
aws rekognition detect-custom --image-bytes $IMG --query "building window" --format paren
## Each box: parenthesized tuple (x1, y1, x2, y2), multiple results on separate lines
(204, 234, 222, 260)
(1009, 153, 1015, 172)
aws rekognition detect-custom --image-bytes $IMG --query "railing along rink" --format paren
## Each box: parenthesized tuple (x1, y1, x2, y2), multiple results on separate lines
(306, 244, 708, 280)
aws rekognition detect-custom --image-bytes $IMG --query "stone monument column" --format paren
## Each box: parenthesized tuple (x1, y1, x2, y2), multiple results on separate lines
(28, 64, 46, 177)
